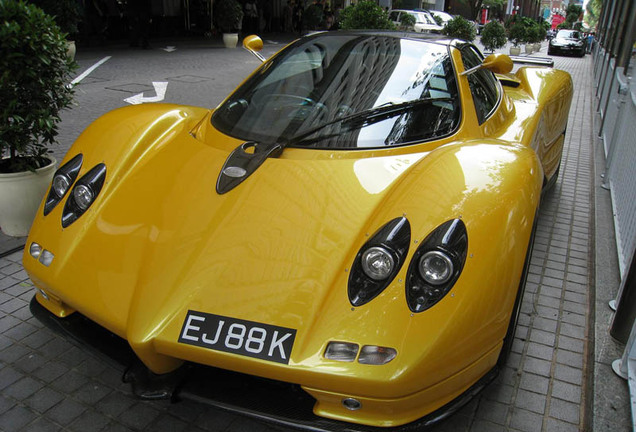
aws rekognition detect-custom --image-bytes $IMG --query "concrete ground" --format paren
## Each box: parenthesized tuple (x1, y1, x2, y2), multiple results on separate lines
(0, 35, 630, 431)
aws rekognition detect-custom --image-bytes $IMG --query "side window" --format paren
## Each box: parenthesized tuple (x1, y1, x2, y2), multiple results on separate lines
(460, 46, 500, 124)
(389, 11, 399, 22)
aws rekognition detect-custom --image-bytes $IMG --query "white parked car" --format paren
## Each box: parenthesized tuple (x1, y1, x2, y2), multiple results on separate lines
(428, 9, 453, 25)
(388, 9, 444, 33)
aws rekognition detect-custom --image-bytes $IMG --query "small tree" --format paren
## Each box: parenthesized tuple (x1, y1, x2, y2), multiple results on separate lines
(29, 0, 82, 38)
(339, 0, 395, 30)
(398, 12, 416, 31)
(507, 22, 526, 47)
(215, 0, 243, 33)
(480, 21, 507, 52)
(442, 16, 476, 42)
(303, 4, 324, 30)
(0, 0, 76, 173)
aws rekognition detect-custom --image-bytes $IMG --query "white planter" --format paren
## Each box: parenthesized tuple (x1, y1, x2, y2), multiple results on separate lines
(525, 44, 534, 54)
(66, 40, 76, 60)
(534, 42, 541, 51)
(509, 46, 521, 55)
(223, 33, 239, 49)
(0, 157, 56, 237)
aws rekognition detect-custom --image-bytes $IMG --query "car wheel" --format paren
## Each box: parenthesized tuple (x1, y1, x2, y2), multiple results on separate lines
(548, 48, 554, 55)
(496, 214, 538, 367)
(544, 163, 560, 191)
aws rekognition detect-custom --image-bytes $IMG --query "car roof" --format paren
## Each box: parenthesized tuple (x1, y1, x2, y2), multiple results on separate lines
(303, 30, 458, 47)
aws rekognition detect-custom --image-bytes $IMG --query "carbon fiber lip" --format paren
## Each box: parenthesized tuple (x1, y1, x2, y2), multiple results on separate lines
(30, 296, 499, 431)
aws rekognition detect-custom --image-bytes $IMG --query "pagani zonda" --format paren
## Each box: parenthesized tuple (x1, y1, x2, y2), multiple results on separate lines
(25, 31, 572, 429)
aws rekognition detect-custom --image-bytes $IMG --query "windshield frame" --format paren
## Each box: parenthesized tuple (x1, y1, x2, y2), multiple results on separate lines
(211, 32, 462, 151)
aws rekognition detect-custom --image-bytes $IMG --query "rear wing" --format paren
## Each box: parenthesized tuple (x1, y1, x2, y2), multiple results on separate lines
(508, 56, 554, 67)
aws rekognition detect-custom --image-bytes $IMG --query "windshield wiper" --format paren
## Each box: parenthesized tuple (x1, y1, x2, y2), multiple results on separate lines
(286, 97, 455, 147)
(216, 97, 454, 194)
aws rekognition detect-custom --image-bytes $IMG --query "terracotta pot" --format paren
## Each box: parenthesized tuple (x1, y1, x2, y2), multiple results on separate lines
(0, 157, 56, 237)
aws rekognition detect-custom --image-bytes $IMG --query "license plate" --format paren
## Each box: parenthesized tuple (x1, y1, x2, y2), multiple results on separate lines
(178, 310, 297, 364)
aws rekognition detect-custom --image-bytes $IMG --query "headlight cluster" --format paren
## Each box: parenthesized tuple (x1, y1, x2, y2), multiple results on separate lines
(406, 219, 468, 313)
(348, 217, 411, 307)
(348, 217, 468, 313)
(43, 154, 107, 227)
(62, 163, 107, 227)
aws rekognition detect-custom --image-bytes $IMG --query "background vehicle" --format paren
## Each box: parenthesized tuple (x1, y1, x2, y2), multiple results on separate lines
(388, 9, 444, 32)
(548, 29, 586, 56)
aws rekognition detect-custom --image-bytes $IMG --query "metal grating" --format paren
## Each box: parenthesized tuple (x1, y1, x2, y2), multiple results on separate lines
(607, 77, 636, 277)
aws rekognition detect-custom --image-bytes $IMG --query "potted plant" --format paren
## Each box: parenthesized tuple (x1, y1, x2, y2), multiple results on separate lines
(303, 4, 324, 31)
(507, 22, 525, 55)
(441, 16, 477, 42)
(480, 21, 507, 53)
(0, 1, 76, 237)
(398, 12, 416, 31)
(29, 0, 82, 59)
(216, 0, 244, 48)
(339, 0, 395, 30)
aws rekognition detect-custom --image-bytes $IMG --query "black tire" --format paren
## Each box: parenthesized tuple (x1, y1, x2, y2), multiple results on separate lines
(548, 47, 554, 55)
(497, 215, 538, 367)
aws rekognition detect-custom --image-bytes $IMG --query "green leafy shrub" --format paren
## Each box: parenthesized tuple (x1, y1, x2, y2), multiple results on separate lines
(29, 0, 82, 37)
(431, 14, 443, 26)
(507, 21, 526, 47)
(399, 12, 416, 30)
(339, 0, 395, 30)
(0, 0, 76, 173)
(216, 0, 244, 33)
(441, 16, 476, 42)
(480, 21, 507, 52)
(303, 4, 324, 30)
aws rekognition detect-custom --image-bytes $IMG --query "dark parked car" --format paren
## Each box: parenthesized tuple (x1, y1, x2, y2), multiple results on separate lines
(548, 29, 586, 57)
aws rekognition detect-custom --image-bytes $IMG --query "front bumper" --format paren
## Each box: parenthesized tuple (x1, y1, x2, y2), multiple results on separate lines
(30, 295, 499, 430)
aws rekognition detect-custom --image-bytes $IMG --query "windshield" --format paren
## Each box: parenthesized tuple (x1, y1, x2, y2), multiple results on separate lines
(557, 30, 581, 39)
(212, 34, 460, 149)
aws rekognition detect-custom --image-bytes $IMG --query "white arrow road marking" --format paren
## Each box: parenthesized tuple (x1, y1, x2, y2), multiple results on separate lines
(124, 82, 168, 105)
(161, 46, 177, 52)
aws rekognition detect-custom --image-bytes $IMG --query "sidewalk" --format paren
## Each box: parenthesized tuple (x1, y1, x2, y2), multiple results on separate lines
(0, 38, 630, 431)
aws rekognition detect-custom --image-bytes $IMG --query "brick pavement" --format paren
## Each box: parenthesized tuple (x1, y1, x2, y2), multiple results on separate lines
(0, 38, 629, 431)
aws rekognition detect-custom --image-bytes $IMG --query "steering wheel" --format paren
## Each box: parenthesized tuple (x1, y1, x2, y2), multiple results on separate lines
(257, 94, 328, 119)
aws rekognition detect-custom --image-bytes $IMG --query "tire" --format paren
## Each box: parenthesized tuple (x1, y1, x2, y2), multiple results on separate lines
(497, 214, 538, 367)
(548, 47, 554, 55)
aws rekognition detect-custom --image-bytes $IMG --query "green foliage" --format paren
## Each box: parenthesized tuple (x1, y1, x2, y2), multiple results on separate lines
(29, 0, 82, 37)
(585, 0, 601, 29)
(480, 21, 507, 52)
(525, 24, 543, 43)
(303, 4, 324, 30)
(0, 0, 76, 173)
(216, 0, 244, 33)
(399, 12, 416, 30)
(441, 16, 476, 42)
(507, 21, 526, 46)
(430, 14, 443, 26)
(339, 1, 395, 30)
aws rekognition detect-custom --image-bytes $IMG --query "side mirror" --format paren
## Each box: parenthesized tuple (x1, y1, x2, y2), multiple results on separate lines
(243, 35, 265, 62)
(481, 53, 514, 74)
(461, 53, 513, 76)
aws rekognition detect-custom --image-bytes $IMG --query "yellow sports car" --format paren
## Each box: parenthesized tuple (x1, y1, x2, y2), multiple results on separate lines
(25, 32, 573, 429)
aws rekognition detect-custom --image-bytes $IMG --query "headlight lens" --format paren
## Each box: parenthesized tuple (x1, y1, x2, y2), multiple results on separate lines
(44, 154, 83, 216)
(62, 163, 107, 227)
(348, 217, 411, 307)
(361, 247, 395, 281)
(73, 185, 94, 210)
(406, 219, 468, 313)
(419, 251, 454, 285)
(52, 175, 70, 198)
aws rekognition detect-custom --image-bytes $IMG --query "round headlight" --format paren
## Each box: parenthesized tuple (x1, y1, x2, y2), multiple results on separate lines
(52, 175, 70, 198)
(73, 185, 94, 210)
(361, 247, 395, 281)
(418, 251, 453, 285)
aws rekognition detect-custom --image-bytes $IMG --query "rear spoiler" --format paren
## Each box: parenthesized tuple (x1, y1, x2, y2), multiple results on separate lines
(508, 56, 554, 67)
